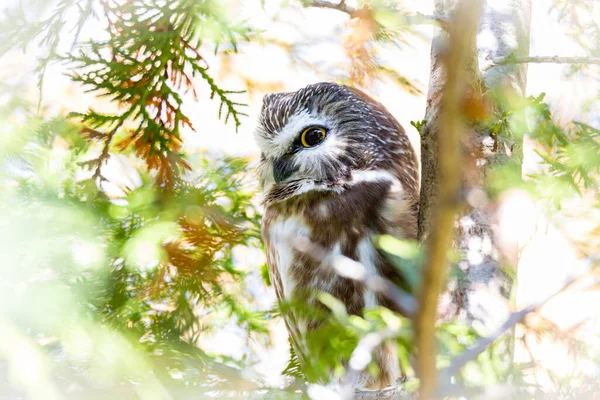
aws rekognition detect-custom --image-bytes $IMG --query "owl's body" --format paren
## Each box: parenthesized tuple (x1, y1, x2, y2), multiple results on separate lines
(255, 83, 419, 390)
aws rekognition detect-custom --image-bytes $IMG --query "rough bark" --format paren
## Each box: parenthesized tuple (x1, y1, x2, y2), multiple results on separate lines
(479, 0, 532, 95)
(457, 0, 532, 330)
(416, 0, 449, 242)
(419, 0, 533, 333)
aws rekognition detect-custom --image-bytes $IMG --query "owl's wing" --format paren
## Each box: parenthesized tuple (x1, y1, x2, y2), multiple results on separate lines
(376, 183, 419, 313)
(383, 180, 419, 241)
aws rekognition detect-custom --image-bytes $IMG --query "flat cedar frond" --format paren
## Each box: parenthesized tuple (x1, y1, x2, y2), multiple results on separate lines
(155, 151, 191, 189)
(339, 4, 421, 89)
(179, 218, 221, 250)
(149, 261, 168, 299)
(144, 194, 251, 299)
(282, 341, 304, 379)
(377, 66, 423, 96)
(530, 106, 600, 198)
(39, 0, 254, 183)
(162, 241, 218, 281)
(79, 126, 109, 140)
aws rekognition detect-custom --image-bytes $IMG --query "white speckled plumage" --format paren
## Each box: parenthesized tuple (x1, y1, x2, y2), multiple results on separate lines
(255, 82, 419, 390)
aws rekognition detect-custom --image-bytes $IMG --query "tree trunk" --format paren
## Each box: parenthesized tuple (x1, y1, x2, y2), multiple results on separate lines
(306, 0, 534, 397)
(418, 0, 533, 332)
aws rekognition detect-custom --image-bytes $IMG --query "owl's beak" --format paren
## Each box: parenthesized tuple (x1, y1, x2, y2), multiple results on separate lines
(273, 157, 297, 183)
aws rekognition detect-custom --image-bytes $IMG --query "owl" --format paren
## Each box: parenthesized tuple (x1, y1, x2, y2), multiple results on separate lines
(254, 82, 419, 390)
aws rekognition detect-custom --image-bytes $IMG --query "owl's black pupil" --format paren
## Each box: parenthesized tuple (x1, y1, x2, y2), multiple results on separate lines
(304, 129, 324, 146)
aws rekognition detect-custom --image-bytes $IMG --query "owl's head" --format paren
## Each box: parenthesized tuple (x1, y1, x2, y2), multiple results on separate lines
(254, 82, 418, 204)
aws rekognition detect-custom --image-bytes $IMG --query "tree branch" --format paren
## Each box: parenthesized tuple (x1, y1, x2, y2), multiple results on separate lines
(439, 257, 600, 387)
(289, 235, 417, 318)
(303, 0, 354, 15)
(302, 0, 447, 28)
(484, 55, 600, 71)
(281, 234, 417, 399)
(415, 0, 481, 397)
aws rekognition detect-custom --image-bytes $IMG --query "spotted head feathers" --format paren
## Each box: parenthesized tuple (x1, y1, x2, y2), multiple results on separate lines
(254, 82, 419, 205)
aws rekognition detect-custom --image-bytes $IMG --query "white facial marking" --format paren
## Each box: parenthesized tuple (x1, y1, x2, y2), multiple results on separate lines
(293, 130, 345, 178)
(294, 180, 344, 196)
(351, 169, 396, 184)
(256, 111, 331, 159)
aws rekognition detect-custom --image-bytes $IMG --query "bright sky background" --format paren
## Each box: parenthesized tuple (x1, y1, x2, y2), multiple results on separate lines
(1, 0, 599, 389)
(3, 0, 598, 155)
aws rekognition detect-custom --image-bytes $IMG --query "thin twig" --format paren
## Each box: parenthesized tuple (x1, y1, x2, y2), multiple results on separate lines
(304, 0, 354, 15)
(439, 306, 535, 386)
(414, 0, 481, 397)
(92, 121, 122, 181)
(484, 55, 600, 71)
(439, 255, 600, 386)
(289, 235, 417, 318)
(78, 119, 124, 181)
(303, 0, 447, 28)
(282, 234, 417, 399)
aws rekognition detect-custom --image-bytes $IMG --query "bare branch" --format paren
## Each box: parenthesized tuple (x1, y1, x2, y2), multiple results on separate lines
(289, 235, 417, 318)
(484, 55, 600, 71)
(439, 260, 600, 386)
(415, 0, 481, 397)
(302, 0, 447, 28)
(280, 234, 417, 399)
(440, 306, 535, 386)
(303, 0, 354, 15)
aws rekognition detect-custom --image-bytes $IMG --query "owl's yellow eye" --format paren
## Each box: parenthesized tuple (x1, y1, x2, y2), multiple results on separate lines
(300, 126, 327, 148)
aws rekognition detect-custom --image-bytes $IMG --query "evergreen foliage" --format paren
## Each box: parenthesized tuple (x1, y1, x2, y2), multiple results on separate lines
(0, 0, 599, 398)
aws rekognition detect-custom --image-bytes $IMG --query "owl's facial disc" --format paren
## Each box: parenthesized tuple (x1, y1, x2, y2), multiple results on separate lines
(255, 82, 419, 205)
(271, 125, 328, 183)
(272, 156, 296, 183)
(255, 110, 351, 195)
